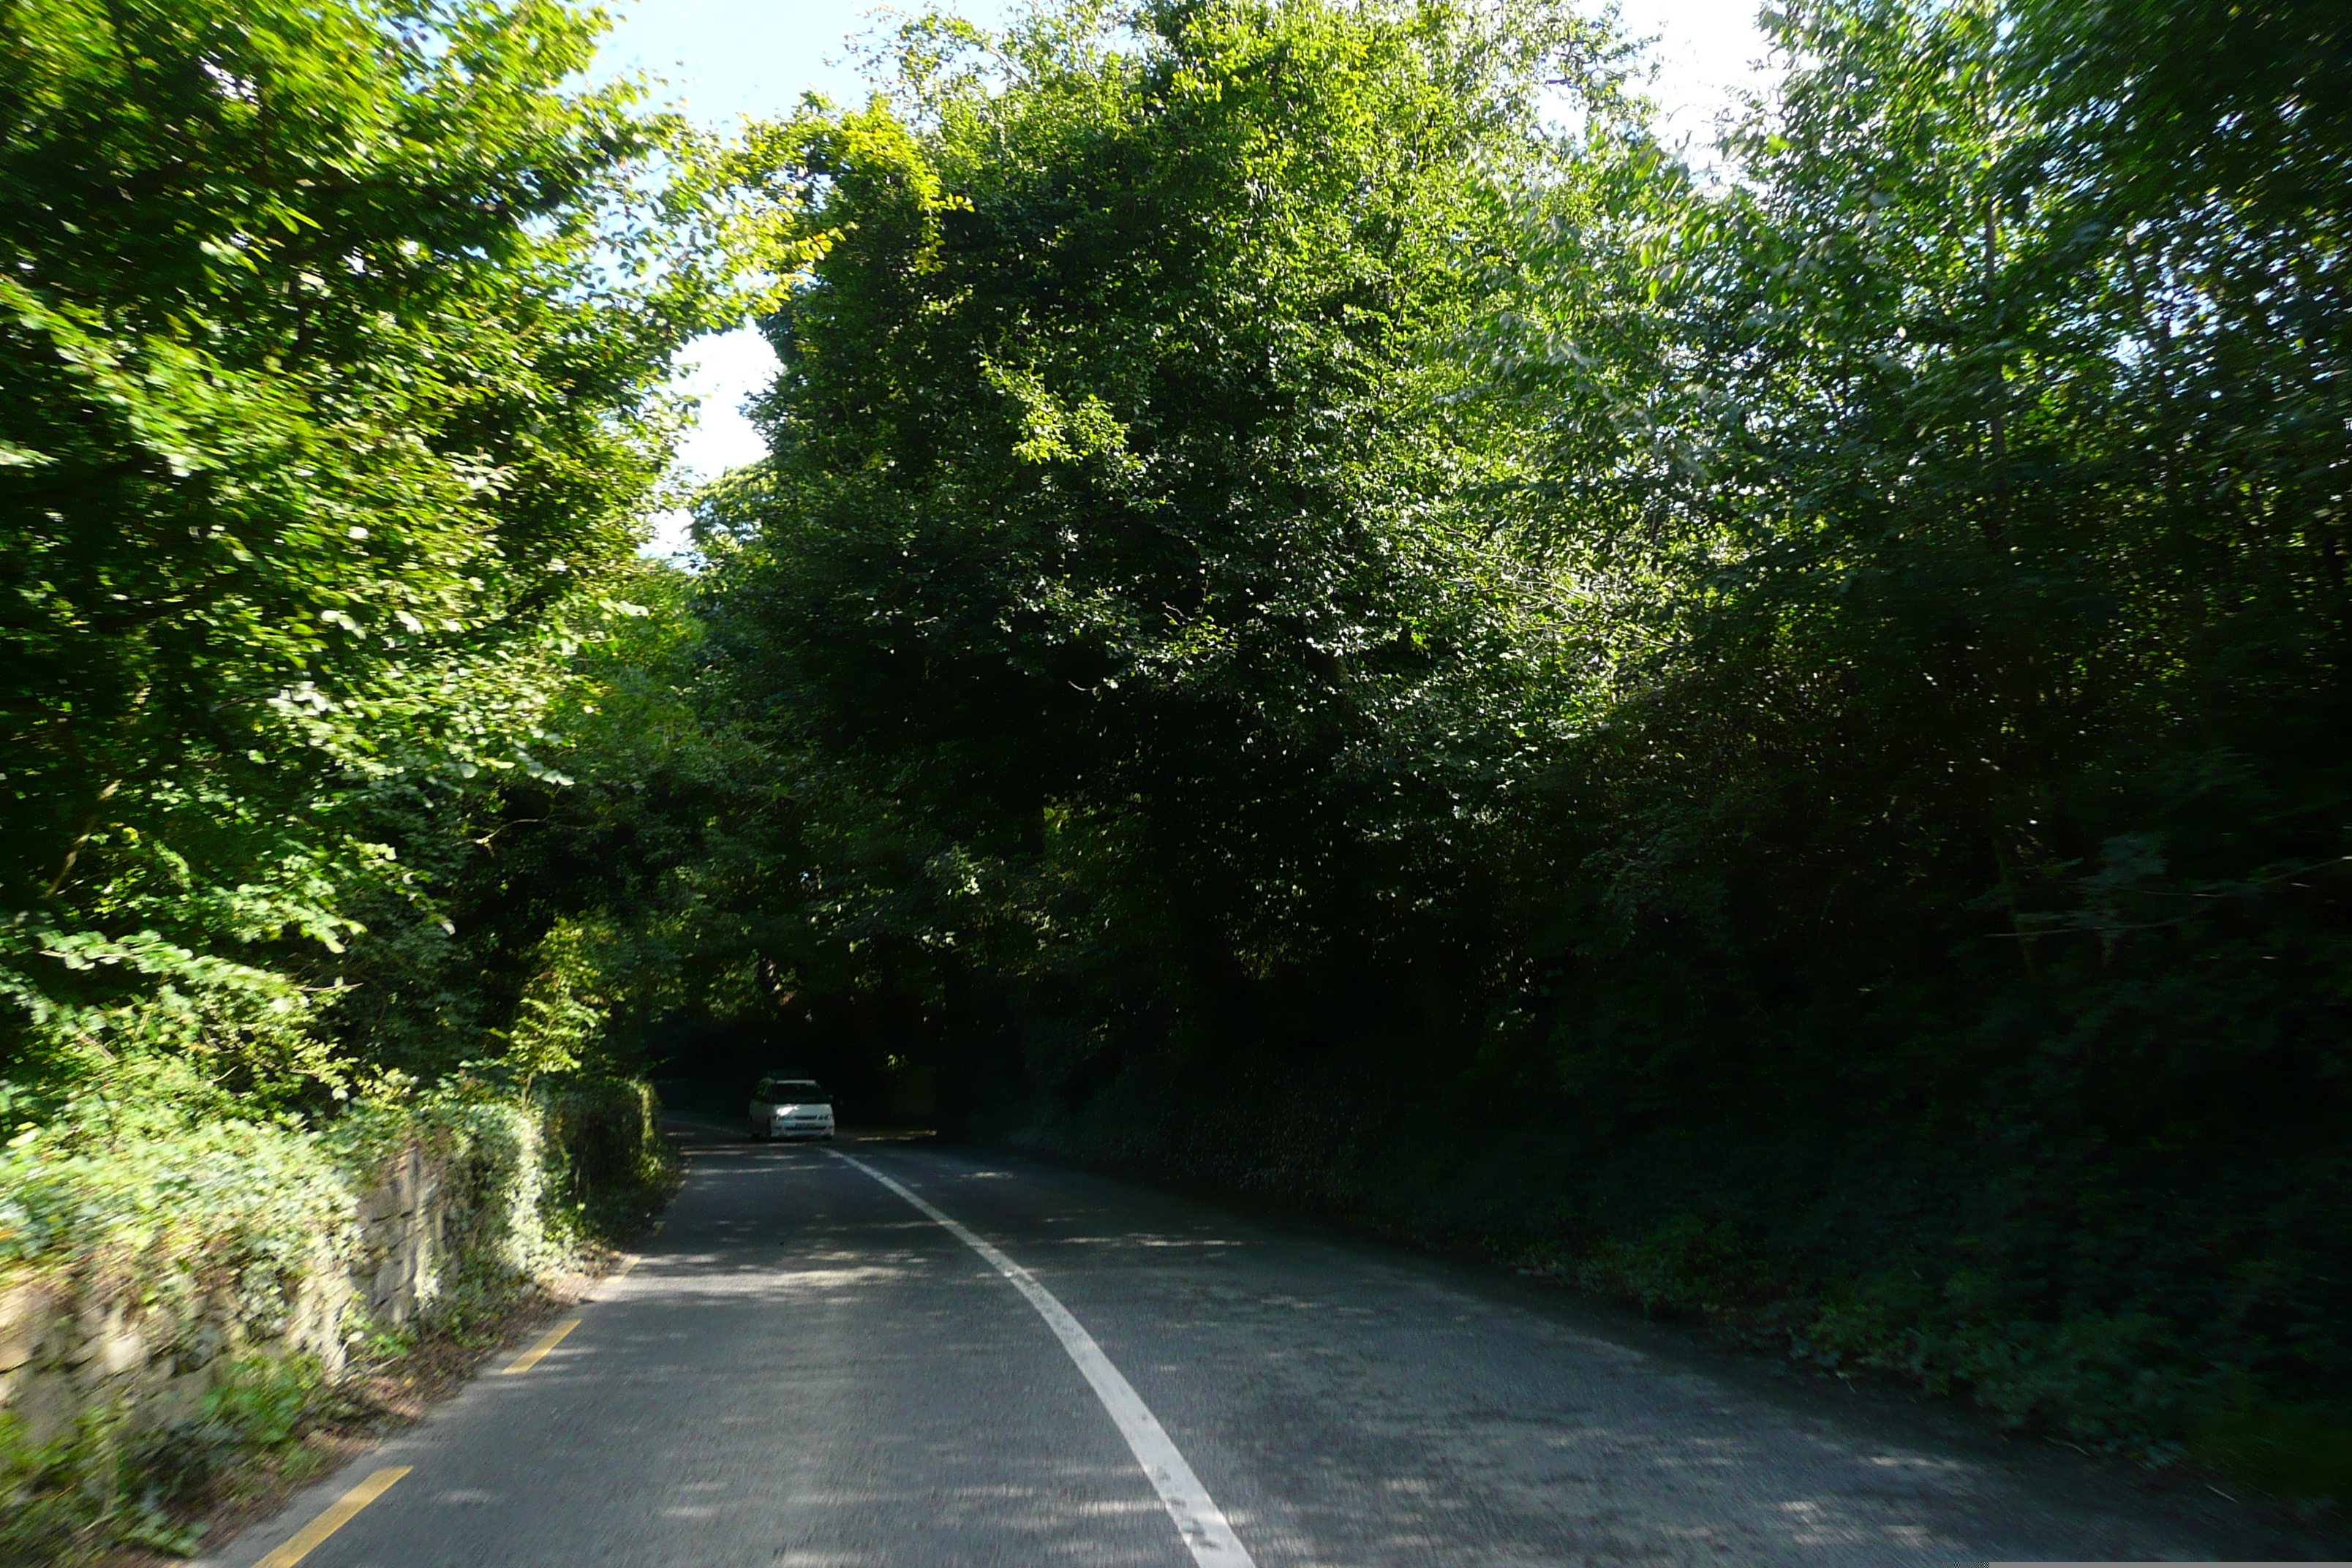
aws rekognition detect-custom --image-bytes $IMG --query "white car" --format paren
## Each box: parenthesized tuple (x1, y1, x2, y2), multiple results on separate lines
(748, 1077, 836, 1141)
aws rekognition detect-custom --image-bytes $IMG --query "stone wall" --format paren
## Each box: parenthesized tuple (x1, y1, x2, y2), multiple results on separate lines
(6, 1139, 486, 1452)
(356, 1143, 449, 1331)
(0, 1082, 668, 1563)
(0, 1082, 668, 1496)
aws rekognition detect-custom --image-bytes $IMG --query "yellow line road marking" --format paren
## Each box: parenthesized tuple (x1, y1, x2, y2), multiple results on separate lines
(589, 1254, 641, 1303)
(252, 1466, 409, 1568)
(501, 1316, 581, 1375)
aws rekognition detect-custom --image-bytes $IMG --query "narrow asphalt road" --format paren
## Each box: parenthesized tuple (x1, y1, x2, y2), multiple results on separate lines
(202, 1123, 2311, 1567)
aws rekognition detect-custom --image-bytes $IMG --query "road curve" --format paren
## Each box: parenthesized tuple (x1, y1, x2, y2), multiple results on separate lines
(201, 1124, 2297, 1567)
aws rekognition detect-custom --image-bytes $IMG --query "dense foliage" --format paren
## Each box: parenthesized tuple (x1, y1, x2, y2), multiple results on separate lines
(6, 0, 2347, 1500)
(694, 0, 1621, 1064)
(0, 0, 734, 1115)
(1, 3, 715, 1549)
(687, 0, 2352, 1472)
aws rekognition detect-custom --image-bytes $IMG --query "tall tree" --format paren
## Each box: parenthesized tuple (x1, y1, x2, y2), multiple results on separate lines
(702, 0, 1640, 1049)
(0, 0, 734, 1098)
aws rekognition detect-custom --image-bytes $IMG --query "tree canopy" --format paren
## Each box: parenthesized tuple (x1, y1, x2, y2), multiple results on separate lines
(1, 0, 736, 1107)
(5, 0, 2348, 1479)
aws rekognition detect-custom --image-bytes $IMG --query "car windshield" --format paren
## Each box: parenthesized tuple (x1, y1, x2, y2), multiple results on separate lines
(765, 1082, 828, 1104)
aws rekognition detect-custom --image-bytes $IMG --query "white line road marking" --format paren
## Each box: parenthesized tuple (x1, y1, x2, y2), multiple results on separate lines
(829, 1149, 1259, 1568)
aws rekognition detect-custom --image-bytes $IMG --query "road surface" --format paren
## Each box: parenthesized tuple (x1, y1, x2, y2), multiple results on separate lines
(202, 1125, 2310, 1567)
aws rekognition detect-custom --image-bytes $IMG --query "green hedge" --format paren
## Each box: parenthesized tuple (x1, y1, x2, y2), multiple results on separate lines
(0, 1076, 673, 1565)
(1006, 1050, 2352, 1505)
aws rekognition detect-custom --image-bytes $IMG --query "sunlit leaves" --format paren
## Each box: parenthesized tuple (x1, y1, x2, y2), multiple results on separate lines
(0, 0, 737, 1098)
